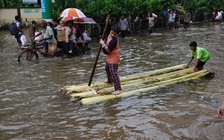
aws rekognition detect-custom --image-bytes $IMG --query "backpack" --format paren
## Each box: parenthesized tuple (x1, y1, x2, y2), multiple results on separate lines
(9, 22, 18, 35)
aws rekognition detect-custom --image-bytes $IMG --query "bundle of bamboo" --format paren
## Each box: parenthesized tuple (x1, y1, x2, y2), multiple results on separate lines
(61, 64, 187, 94)
(61, 64, 213, 105)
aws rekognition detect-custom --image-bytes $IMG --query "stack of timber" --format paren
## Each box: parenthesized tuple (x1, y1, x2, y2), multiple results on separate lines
(61, 64, 213, 105)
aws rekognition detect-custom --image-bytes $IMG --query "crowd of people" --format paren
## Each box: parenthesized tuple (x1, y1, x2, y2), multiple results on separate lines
(13, 16, 92, 56)
(129, 8, 223, 34)
(118, 9, 192, 35)
(166, 9, 191, 30)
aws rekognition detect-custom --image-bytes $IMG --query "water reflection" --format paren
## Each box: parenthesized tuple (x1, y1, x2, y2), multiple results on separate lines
(0, 23, 224, 139)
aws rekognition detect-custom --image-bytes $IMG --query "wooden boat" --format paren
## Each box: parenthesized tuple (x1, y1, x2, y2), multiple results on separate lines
(61, 64, 214, 105)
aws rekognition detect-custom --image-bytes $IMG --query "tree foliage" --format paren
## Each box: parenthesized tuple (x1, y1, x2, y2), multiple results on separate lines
(75, 0, 177, 22)
(1, 0, 224, 22)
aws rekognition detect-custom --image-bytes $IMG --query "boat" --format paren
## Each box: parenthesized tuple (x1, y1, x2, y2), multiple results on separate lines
(61, 64, 214, 105)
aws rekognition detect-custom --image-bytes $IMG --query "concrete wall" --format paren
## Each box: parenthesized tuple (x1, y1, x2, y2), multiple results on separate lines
(0, 7, 42, 28)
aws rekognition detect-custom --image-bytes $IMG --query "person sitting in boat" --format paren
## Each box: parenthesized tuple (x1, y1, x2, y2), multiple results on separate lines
(82, 30, 92, 49)
(35, 20, 57, 55)
(74, 24, 85, 47)
(76, 31, 90, 54)
(186, 41, 210, 72)
(55, 20, 68, 53)
(48, 22, 57, 41)
(66, 21, 77, 54)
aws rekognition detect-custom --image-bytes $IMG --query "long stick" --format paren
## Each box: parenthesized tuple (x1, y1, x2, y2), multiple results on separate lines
(88, 15, 110, 86)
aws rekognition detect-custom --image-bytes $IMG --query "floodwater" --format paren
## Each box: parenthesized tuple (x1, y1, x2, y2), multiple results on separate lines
(1, 23, 224, 140)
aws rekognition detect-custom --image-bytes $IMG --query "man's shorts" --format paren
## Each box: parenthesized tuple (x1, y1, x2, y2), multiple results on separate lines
(15, 34, 22, 44)
(197, 59, 206, 68)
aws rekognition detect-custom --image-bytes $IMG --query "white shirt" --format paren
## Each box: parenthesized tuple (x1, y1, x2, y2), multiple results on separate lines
(119, 18, 128, 30)
(15, 21, 22, 34)
(147, 13, 157, 26)
(66, 26, 76, 42)
(168, 13, 176, 22)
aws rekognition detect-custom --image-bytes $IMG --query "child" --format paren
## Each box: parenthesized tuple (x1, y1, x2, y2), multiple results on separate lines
(99, 26, 122, 95)
(186, 41, 210, 72)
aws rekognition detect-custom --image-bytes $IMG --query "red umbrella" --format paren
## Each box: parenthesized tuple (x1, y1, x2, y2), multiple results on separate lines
(62, 16, 74, 22)
(74, 17, 96, 24)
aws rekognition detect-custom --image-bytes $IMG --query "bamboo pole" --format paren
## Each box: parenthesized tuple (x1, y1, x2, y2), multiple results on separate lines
(69, 68, 193, 98)
(81, 70, 210, 105)
(62, 64, 187, 94)
(62, 64, 186, 89)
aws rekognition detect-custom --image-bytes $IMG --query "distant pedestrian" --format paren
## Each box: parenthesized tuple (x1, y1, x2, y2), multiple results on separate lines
(14, 16, 23, 47)
(147, 12, 157, 34)
(174, 10, 180, 29)
(186, 41, 210, 72)
(132, 15, 140, 31)
(118, 15, 129, 38)
(215, 6, 220, 18)
(215, 9, 223, 23)
(183, 9, 191, 29)
(168, 10, 176, 30)
(25, 18, 29, 27)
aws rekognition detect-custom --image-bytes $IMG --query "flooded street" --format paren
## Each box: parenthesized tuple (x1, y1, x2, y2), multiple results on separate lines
(1, 23, 224, 140)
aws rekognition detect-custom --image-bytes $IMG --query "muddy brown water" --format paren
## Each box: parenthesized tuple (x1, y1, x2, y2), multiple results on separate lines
(1, 23, 224, 140)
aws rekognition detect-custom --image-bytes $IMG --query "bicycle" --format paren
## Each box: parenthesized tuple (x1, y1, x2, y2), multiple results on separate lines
(18, 39, 50, 62)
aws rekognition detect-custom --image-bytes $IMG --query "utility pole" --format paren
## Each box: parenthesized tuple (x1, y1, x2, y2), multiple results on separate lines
(41, 0, 53, 22)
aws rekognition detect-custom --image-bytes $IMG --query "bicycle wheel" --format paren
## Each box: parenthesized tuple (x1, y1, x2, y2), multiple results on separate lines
(18, 50, 39, 62)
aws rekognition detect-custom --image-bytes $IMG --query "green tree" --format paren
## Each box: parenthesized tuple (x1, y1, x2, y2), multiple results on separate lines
(2, 0, 223, 23)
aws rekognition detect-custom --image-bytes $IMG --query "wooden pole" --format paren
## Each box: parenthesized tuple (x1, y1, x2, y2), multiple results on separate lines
(88, 15, 110, 86)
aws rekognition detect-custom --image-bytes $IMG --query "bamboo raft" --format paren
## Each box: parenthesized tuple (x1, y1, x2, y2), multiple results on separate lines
(61, 64, 214, 105)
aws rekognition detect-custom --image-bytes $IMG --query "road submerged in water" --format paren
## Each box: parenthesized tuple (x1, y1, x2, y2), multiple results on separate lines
(0, 23, 224, 140)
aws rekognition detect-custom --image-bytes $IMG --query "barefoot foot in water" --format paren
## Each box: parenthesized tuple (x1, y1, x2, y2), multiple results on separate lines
(112, 90, 122, 95)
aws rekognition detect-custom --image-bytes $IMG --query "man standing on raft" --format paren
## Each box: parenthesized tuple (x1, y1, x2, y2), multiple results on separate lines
(186, 41, 210, 72)
(99, 26, 122, 95)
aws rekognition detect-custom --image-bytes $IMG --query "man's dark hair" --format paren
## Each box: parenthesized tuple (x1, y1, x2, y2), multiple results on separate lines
(189, 41, 197, 47)
(48, 22, 54, 27)
(15, 15, 19, 20)
(32, 20, 37, 24)
(53, 19, 59, 23)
